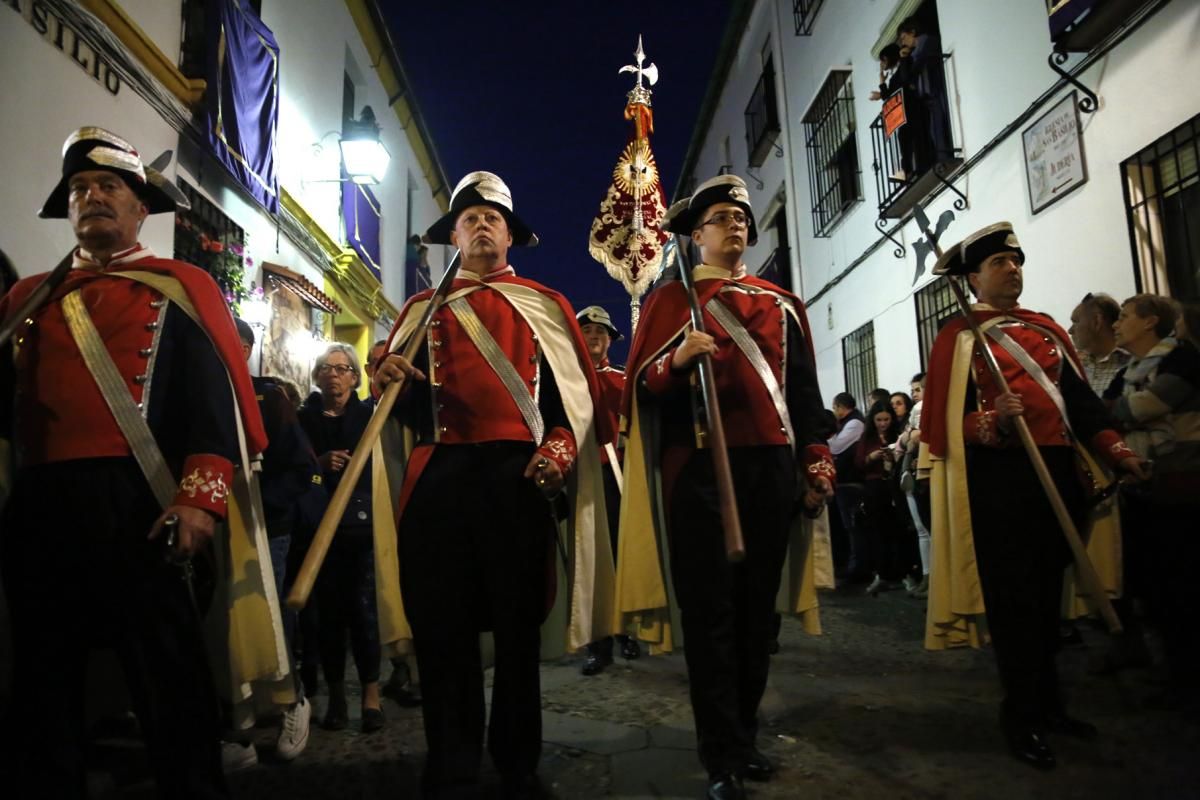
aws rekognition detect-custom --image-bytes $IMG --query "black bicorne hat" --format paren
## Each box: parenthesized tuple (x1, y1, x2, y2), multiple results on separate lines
(424, 171, 538, 247)
(933, 222, 1026, 276)
(664, 174, 758, 246)
(39, 127, 187, 219)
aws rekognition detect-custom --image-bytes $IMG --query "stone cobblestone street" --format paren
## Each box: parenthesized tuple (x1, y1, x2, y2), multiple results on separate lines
(93, 585, 1199, 799)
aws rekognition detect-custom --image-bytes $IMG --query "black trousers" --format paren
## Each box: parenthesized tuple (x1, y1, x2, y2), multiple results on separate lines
(667, 446, 793, 775)
(862, 478, 907, 581)
(398, 443, 552, 793)
(966, 447, 1081, 726)
(0, 458, 228, 799)
(315, 530, 381, 686)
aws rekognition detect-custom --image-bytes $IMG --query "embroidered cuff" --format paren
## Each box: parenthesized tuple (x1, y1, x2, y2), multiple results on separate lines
(964, 410, 1007, 447)
(537, 426, 577, 475)
(1092, 429, 1136, 468)
(641, 348, 691, 396)
(174, 454, 233, 518)
(803, 444, 836, 492)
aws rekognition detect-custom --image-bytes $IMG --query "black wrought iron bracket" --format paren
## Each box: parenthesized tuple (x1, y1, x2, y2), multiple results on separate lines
(933, 162, 968, 210)
(773, 139, 784, 158)
(1047, 47, 1099, 114)
(876, 217, 905, 259)
(745, 167, 765, 191)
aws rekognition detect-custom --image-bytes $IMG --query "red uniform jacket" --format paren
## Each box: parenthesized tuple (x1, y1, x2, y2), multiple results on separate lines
(595, 357, 625, 464)
(1, 246, 266, 516)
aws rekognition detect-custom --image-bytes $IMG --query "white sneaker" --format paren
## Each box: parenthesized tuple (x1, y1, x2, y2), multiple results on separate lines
(276, 696, 311, 761)
(221, 740, 258, 773)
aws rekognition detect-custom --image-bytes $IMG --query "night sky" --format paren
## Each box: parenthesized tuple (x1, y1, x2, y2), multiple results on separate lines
(387, 2, 732, 363)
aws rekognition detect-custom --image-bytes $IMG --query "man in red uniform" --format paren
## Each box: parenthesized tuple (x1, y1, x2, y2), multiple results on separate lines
(0, 128, 270, 796)
(921, 222, 1146, 770)
(576, 305, 639, 674)
(373, 172, 612, 799)
(615, 175, 834, 800)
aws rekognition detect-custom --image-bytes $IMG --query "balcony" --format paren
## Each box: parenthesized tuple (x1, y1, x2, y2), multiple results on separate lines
(792, 0, 825, 36)
(744, 61, 782, 168)
(869, 53, 963, 220)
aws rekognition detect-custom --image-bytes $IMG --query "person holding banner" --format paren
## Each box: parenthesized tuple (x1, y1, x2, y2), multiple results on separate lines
(576, 304, 638, 675)
(0, 128, 287, 797)
(372, 171, 613, 799)
(921, 222, 1147, 770)
(615, 174, 834, 800)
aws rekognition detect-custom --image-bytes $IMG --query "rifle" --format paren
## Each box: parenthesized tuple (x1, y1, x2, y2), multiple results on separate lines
(674, 237, 745, 563)
(913, 203, 1121, 634)
(287, 249, 462, 610)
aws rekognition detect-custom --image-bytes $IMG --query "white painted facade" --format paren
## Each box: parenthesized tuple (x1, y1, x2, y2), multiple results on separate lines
(679, 0, 1200, 401)
(0, 0, 448, 346)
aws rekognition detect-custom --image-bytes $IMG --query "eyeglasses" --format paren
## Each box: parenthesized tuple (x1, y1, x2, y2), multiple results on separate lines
(316, 364, 355, 376)
(699, 211, 749, 229)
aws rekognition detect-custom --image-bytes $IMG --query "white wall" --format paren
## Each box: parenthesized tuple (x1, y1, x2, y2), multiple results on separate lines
(684, 0, 1200, 397)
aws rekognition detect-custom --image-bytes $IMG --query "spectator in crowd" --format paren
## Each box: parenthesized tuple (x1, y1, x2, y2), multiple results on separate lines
(856, 400, 906, 594)
(869, 387, 891, 409)
(829, 392, 867, 580)
(898, 373, 931, 597)
(890, 392, 913, 428)
(1069, 292, 1129, 396)
(1108, 294, 1200, 702)
(298, 343, 385, 734)
(1175, 300, 1200, 349)
(898, 16, 953, 171)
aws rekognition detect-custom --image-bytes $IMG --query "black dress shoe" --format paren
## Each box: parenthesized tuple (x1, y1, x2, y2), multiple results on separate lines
(741, 749, 774, 781)
(362, 706, 386, 733)
(1044, 712, 1098, 740)
(620, 636, 641, 660)
(707, 772, 745, 800)
(581, 653, 610, 676)
(1005, 726, 1056, 770)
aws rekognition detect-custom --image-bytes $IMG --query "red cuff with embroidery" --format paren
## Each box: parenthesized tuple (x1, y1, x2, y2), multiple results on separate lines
(1092, 429, 1136, 469)
(804, 444, 836, 492)
(173, 454, 233, 518)
(537, 426, 577, 475)
(963, 410, 1008, 447)
(641, 348, 692, 396)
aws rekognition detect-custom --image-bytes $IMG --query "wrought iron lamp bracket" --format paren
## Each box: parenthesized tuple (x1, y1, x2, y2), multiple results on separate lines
(1047, 47, 1099, 114)
(745, 167, 765, 191)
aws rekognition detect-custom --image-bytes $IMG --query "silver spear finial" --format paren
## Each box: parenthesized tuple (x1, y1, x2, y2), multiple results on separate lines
(619, 35, 659, 106)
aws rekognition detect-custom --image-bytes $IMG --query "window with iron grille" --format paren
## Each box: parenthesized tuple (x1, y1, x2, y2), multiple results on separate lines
(914, 277, 963, 370)
(1121, 112, 1200, 297)
(803, 69, 861, 237)
(842, 321, 876, 409)
(173, 179, 246, 301)
(179, 0, 263, 79)
(793, 0, 825, 36)
(745, 57, 781, 168)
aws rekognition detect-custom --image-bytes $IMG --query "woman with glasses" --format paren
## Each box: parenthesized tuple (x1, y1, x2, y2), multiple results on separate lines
(297, 343, 385, 733)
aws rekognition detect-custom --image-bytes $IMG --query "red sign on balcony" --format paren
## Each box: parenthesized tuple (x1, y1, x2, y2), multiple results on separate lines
(883, 90, 907, 139)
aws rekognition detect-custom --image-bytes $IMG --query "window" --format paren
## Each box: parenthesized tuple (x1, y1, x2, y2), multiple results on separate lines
(803, 69, 861, 237)
(756, 208, 793, 294)
(179, 0, 263, 79)
(842, 321, 877, 409)
(793, 0, 825, 36)
(913, 277, 963, 370)
(1122, 113, 1200, 297)
(745, 56, 782, 168)
(173, 179, 246, 302)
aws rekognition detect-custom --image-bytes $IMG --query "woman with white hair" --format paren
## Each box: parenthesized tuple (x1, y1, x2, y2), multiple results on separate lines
(297, 342, 384, 733)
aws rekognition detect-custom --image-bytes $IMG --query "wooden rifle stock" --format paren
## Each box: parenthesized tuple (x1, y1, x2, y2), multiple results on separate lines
(287, 250, 462, 610)
(675, 238, 745, 563)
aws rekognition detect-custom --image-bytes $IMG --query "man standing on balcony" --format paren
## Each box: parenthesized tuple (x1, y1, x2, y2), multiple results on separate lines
(898, 16, 953, 170)
(372, 171, 613, 799)
(615, 174, 834, 800)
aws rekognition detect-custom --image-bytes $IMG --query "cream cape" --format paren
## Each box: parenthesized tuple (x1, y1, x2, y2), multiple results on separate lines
(383, 275, 615, 655)
(920, 316, 1122, 651)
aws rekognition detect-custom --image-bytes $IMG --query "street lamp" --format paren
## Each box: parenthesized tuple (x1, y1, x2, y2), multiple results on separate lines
(339, 106, 390, 185)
